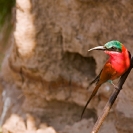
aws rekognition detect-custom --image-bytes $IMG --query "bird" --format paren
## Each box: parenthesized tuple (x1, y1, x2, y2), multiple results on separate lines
(81, 40, 131, 118)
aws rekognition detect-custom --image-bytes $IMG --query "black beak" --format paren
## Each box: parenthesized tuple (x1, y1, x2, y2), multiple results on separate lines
(88, 46, 106, 52)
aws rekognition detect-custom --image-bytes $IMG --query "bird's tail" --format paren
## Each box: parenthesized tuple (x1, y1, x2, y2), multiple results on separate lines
(81, 83, 101, 118)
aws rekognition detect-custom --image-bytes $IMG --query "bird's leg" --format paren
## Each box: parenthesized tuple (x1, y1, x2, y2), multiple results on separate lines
(108, 80, 119, 90)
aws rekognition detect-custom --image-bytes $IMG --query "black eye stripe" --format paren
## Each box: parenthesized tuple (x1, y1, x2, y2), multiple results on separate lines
(111, 46, 116, 49)
(112, 47, 115, 49)
(106, 47, 122, 52)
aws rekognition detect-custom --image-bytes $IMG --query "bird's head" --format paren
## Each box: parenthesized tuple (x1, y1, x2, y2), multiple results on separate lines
(88, 40, 124, 56)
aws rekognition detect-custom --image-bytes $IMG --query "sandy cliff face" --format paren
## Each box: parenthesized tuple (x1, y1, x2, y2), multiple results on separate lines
(1, 0, 133, 133)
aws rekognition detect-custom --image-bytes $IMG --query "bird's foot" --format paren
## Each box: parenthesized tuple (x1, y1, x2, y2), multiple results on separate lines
(109, 80, 119, 90)
(112, 83, 119, 91)
(114, 86, 119, 90)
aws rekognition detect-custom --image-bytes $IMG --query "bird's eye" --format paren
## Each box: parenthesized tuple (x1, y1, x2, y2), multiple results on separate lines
(111, 46, 115, 49)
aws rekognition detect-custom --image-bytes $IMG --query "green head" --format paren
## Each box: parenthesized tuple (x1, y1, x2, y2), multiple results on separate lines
(104, 40, 122, 52)
(88, 40, 123, 53)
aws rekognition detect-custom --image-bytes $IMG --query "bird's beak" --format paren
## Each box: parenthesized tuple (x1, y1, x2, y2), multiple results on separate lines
(88, 46, 106, 52)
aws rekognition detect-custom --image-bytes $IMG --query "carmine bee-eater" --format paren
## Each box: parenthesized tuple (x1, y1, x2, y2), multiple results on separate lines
(81, 40, 131, 118)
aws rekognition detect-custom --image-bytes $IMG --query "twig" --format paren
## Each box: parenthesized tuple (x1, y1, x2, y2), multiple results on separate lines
(91, 57, 133, 133)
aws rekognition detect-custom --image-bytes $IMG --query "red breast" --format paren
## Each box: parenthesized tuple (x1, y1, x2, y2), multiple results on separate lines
(105, 44, 130, 79)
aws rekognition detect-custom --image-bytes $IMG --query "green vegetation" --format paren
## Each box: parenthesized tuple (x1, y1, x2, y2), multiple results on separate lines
(0, 0, 15, 29)
(0, 0, 15, 70)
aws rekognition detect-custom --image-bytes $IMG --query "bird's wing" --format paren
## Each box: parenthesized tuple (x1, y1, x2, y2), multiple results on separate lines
(89, 61, 116, 88)
(81, 62, 115, 118)
(98, 62, 116, 84)
(89, 69, 103, 86)
(88, 61, 114, 89)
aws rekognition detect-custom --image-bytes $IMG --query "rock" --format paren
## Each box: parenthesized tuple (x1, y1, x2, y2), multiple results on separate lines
(26, 114, 37, 131)
(115, 87, 133, 118)
(2, 114, 57, 133)
(2, 114, 26, 133)
(99, 120, 118, 133)
(61, 119, 94, 133)
(37, 127, 56, 133)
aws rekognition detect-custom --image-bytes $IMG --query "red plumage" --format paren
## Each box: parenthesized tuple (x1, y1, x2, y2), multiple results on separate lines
(81, 42, 131, 118)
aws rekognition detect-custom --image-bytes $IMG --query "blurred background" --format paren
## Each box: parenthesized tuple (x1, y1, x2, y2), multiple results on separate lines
(0, 0, 133, 133)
